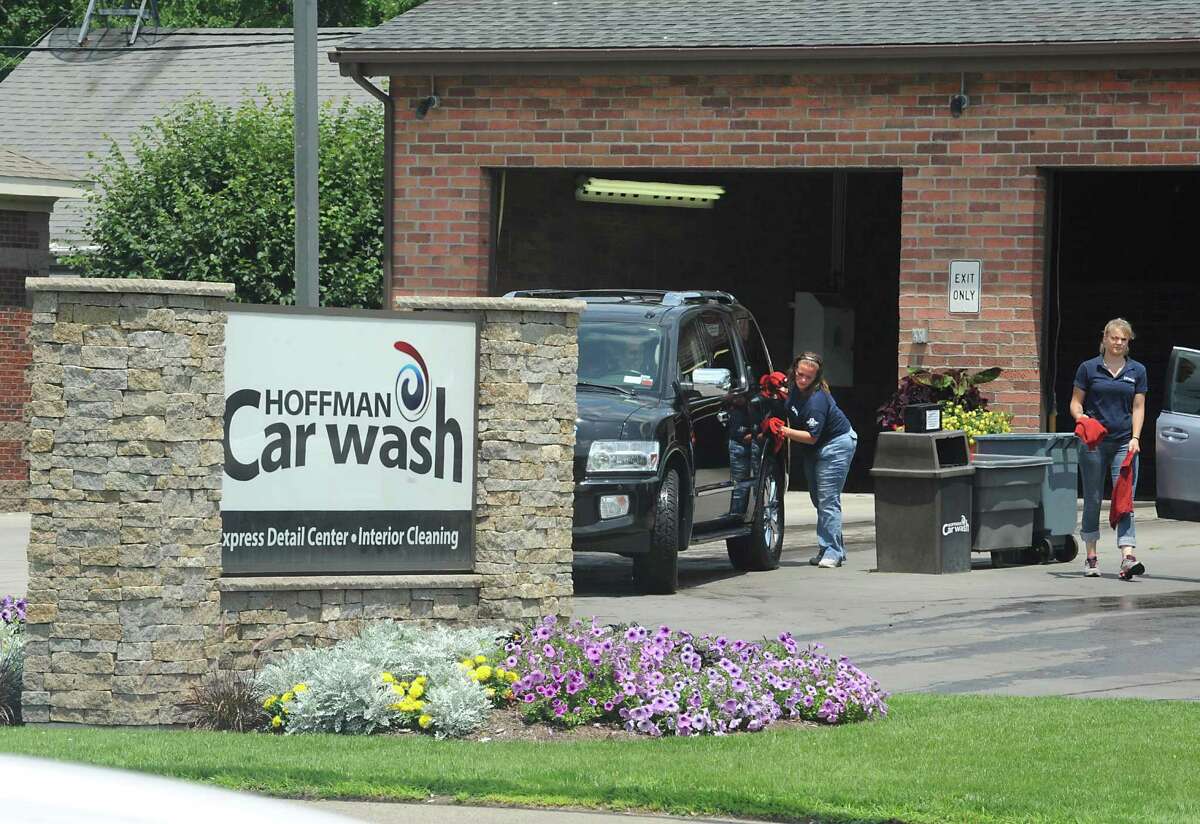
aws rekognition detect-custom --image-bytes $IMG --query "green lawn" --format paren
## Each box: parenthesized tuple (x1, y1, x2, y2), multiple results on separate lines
(2, 693, 1199, 824)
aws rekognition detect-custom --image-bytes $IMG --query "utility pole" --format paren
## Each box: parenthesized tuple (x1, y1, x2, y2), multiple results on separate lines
(294, 0, 319, 307)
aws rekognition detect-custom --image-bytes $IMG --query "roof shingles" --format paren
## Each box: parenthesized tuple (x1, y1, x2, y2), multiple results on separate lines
(337, 0, 1200, 51)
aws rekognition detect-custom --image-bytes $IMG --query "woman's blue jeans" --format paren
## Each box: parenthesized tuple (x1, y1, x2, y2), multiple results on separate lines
(1078, 439, 1138, 548)
(802, 431, 858, 563)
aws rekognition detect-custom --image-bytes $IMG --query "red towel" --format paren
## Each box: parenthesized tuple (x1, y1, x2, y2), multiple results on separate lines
(1109, 450, 1136, 529)
(758, 371, 788, 398)
(761, 416, 786, 452)
(1074, 417, 1107, 450)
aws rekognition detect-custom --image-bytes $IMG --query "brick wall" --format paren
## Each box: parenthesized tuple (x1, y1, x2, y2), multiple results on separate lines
(0, 209, 50, 510)
(386, 68, 1200, 428)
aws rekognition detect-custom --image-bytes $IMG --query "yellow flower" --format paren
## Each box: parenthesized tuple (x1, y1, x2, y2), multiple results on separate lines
(381, 672, 396, 684)
(397, 681, 410, 692)
(495, 667, 506, 678)
(415, 675, 427, 685)
(392, 683, 405, 695)
(506, 671, 519, 683)
(293, 683, 308, 693)
(503, 689, 514, 700)
(389, 702, 404, 711)
(460, 658, 475, 669)
(408, 683, 424, 699)
(485, 688, 495, 698)
(271, 715, 282, 728)
(263, 695, 278, 710)
(281, 691, 295, 703)
(418, 714, 433, 728)
(474, 654, 487, 664)
(475, 665, 492, 681)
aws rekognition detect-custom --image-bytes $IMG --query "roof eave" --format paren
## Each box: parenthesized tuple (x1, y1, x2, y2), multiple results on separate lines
(331, 38, 1200, 77)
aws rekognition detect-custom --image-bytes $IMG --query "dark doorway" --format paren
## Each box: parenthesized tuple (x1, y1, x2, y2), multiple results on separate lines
(490, 169, 902, 490)
(1046, 170, 1200, 497)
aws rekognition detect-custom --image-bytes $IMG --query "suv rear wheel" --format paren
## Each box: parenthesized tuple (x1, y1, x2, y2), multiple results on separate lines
(633, 467, 681, 594)
(727, 459, 784, 571)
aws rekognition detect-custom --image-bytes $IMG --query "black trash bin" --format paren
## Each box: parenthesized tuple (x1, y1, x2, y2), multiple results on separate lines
(871, 431, 975, 574)
(969, 453, 1051, 568)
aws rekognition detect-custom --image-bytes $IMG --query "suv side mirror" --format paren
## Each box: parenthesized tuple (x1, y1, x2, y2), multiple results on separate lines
(691, 368, 732, 397)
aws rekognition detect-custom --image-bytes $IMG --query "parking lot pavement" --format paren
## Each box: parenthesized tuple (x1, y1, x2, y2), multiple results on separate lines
(0, 512, 29, 597)
(573, 497, 1200, 700)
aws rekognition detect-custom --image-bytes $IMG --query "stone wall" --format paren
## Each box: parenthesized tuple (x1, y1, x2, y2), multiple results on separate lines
(218, 298, 581, 672)
(22, 278, 231, 724)
(24, 282, 581, 722)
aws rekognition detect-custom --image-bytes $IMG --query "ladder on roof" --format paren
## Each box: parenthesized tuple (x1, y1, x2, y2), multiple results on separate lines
(77, 0, 160, 46)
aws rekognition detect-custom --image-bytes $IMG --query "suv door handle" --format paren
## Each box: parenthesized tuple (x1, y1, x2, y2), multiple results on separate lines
(716, 411, 730, 424)
(1161, 427, 1190, 442)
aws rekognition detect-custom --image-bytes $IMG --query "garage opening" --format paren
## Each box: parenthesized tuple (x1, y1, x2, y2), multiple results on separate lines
(1046, 170, 1200, 497)
(490, 169, 902, 490)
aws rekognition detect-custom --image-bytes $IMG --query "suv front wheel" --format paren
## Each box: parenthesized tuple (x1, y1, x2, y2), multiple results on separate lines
(727, 459, 784, 571)
(633, 467, 681, 594)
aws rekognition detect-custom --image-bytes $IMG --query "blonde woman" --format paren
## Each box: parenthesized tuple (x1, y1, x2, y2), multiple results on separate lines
(1070, 318, 1147, 580)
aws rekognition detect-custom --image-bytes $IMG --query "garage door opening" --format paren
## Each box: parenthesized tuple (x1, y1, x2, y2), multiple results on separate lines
(1046, 170, 1200, 497)
(490, 169, 901, 490)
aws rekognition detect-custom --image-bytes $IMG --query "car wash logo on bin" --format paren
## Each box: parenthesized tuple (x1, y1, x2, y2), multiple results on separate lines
(393, 341, 430, 421)
(942, 515, 970, 536)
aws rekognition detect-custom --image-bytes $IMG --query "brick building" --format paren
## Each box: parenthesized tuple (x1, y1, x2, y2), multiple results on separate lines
(331, 0, 1200, 486)
(0, 148, 87, 511)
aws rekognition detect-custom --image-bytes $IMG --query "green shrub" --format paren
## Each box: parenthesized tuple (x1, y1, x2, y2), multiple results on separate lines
(65, 91, 384, 308)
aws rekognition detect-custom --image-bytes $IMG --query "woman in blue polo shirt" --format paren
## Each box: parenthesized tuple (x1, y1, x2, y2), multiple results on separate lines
(780, 351, 857, 569)
(1070, 318, 1148, 580)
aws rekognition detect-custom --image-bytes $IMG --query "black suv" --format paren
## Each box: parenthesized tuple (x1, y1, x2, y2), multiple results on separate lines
(505, 289, 787, 593)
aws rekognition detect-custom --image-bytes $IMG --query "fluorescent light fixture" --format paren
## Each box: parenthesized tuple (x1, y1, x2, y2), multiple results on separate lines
(575, 177, 724, 209)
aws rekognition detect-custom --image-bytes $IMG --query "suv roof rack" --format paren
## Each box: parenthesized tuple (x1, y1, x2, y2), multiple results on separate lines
(503, 289, 738, 306)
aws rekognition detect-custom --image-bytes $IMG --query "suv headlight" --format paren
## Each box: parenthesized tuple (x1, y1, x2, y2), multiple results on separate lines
(586, 441, 660, 474)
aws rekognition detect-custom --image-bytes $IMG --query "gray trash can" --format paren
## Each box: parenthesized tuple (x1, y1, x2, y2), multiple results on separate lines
(871, 431, 975, 574)
(974, 433, 1079, 563)
(970, 453, 1051, 568)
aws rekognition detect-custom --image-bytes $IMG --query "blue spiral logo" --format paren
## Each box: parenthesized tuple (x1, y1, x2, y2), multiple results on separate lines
(393, 341, 430, 421)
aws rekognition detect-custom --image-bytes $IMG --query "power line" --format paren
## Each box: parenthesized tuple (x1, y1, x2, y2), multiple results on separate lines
(0, 34, 357, 54)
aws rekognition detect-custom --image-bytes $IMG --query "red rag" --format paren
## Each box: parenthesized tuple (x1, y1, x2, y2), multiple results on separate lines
(761, 416, 786, 452)
(758, 371, 788, 399)
(1109, 449, 1136, 529)
(1074, 417, 1107, 450)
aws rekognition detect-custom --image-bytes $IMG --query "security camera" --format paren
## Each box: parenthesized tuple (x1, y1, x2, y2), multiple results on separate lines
(414, 94, 440, 119)
(949, 92, 970, 118)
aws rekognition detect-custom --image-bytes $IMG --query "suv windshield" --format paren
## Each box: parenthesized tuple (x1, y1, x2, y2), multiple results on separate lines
(578, 320, 665, 393)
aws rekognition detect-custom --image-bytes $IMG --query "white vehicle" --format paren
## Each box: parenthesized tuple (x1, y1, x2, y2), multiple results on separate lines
(0, 755, 355, 824)
(1156, 346, 1200, 521)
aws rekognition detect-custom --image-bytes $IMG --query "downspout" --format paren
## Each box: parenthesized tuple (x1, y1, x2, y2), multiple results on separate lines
(349, 65, 395, 309)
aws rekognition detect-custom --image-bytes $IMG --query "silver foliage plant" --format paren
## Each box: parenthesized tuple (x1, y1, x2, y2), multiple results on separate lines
(256, 622, 507, 738)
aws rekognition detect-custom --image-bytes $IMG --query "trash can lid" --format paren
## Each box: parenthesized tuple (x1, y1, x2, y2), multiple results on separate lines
(970, 453, 1052, 467)
(870, 465, 976, 479)
(973, 433, 1076, 442)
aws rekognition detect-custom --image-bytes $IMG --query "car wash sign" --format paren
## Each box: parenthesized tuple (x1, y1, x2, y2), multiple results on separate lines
(221, 308, 477, 575)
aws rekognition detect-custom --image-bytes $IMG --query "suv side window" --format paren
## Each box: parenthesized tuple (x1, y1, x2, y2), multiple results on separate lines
(734, 310, 771, 383)
(699, 310, 740, 386)
(676, 318, 709, 382)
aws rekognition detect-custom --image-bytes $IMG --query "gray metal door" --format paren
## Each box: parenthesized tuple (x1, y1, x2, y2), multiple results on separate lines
(1156, 346, 1200, 520)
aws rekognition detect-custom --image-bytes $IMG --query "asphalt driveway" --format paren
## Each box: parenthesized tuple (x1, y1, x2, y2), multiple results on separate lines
(572, 494, 1200, 700)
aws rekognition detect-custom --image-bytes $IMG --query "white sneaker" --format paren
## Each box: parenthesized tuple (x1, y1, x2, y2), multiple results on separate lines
(817, 556, 842, 569)
(1083, 556, 1100, 577)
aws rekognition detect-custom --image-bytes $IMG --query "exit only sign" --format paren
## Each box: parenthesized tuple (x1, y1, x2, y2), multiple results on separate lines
(948, 260, 981, 314)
